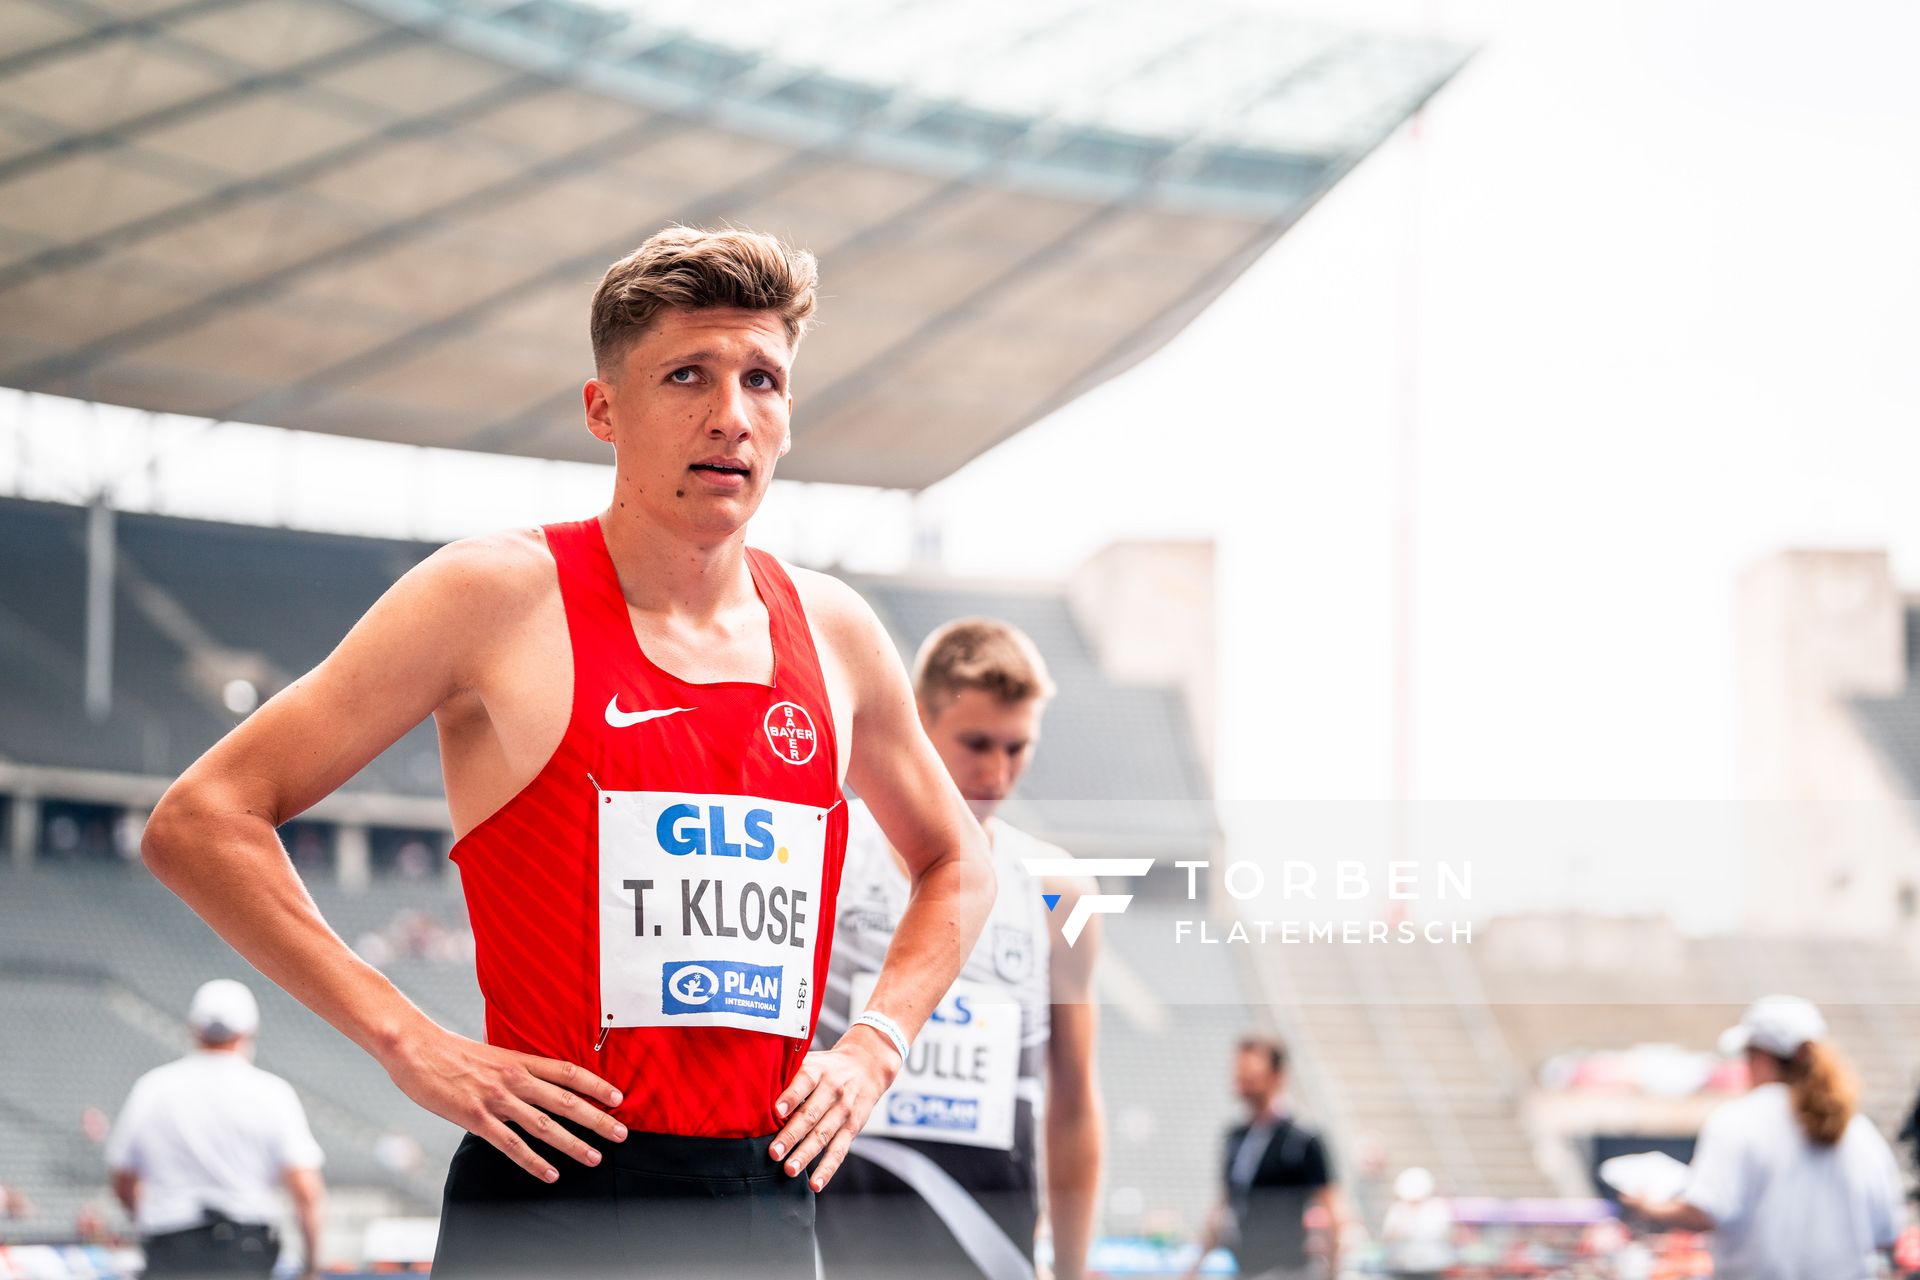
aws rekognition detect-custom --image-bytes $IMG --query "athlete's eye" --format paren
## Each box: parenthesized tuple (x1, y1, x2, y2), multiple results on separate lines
(668, 367, 697, 384)
(746, 371, 778, 390)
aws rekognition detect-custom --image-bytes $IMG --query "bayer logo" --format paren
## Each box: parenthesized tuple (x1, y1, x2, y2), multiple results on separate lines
(667, 965, 719, 1006)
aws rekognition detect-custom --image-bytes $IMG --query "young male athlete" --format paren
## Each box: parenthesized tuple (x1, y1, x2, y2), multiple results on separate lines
(140, 227, 997, 1278)
(814, 619, 1103, 1280)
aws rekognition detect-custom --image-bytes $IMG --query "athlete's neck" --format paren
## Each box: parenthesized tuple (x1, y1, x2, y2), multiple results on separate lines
(597, 506, 755, 622)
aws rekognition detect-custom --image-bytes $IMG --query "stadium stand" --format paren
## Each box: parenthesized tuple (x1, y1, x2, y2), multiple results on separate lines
(8, 492, 1915, 1254)
(0, 496, 439, 800)
(1855, 603, 1920, 816)
(0, 862, 466, 1243)
(1250, 940, 1558, 1205)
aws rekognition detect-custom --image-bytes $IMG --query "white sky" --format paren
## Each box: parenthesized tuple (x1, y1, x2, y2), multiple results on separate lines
(6, 0, 1918, 930)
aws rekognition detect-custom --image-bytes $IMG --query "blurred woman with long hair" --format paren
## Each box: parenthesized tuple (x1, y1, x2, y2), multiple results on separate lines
(1621, 994, 1905, 1279)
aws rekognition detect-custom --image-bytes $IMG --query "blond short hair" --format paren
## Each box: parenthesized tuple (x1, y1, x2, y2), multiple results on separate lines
(913, 618, 1056, 710)
(590, 225, 819, 376)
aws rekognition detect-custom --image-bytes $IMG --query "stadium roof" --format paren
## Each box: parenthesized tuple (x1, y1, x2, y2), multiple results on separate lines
(0, 0, 1467, 489)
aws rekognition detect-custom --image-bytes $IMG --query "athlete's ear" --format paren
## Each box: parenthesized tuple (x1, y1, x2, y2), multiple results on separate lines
(777, 394, 793, 459)
(584, 378, 616, 446)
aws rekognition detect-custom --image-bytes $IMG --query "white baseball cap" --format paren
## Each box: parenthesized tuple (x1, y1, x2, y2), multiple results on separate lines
(188, 979, 259, 1041)
(1718, 994, 1825, 1059)
(1394, 1166, 1436, 1202)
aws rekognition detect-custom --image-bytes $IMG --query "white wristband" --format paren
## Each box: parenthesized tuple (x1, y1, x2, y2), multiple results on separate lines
(852, 1010, 910, 1064)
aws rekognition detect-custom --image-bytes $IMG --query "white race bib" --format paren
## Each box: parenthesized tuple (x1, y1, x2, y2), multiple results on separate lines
(598, 790, 828, 1040)
(851, 971, 1019, 1150)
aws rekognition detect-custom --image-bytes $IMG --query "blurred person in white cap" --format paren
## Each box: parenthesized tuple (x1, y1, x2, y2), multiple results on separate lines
(1380, 1166, 1452, 1279)
(105, 979, 326, 1278)
(1619, 994, 1905, 1279)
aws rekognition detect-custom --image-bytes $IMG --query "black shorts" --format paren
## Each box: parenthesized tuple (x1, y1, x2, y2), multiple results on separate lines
(814, 1108, 1038, 1280)
(141, 1214, 279, 1277)
(433, 1119, 816, 1280)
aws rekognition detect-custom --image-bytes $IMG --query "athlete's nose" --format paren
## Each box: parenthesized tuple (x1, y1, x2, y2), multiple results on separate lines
(708, 378, 753, 441)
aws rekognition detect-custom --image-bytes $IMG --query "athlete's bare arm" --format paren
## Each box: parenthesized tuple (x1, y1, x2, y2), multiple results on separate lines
(1045, 870, 1103, 1280)
(141, 534, 626, 1184)
(772, 570, 996, 1189)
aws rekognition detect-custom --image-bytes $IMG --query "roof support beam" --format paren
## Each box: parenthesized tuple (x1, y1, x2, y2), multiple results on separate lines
(0, 70, 554, 292)
(0, 25, 426, 188)
(0, 0, 251, 80)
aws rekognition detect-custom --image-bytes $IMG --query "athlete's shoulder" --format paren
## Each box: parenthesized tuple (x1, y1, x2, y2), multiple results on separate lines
(773, 560, 892, 657)
(417, 526, 554, 594)
(396, 526, 558, 627)
(778, 560, 874, 622)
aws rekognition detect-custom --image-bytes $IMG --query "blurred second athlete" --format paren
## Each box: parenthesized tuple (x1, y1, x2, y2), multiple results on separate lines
(815, 618, 1103, 1280)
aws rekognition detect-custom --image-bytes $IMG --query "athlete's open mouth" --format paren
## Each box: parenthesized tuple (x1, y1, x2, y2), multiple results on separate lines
(689, 461, 750, 479)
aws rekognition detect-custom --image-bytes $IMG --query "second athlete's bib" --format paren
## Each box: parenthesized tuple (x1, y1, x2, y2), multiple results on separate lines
(851, 971, 1019, 1150)
(599, 789, 828, 1040)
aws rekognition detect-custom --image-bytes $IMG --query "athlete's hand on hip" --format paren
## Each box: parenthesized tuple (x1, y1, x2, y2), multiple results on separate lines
(769, 1032, 901, 1190)
(382, 1024, 628, 1182)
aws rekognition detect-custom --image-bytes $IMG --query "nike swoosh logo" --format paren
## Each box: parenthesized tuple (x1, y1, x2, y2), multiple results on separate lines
(604, 697, 695, 729)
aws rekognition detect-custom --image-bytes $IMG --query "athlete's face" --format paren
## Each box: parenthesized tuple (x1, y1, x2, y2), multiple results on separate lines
(919, 689, 1044, 822)
(585, 306, 794, 538)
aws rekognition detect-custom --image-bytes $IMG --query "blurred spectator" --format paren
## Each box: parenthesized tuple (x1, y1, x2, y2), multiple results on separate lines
(1619, 995, 1903, 1279)
(0, 1181, 31, 1219)
(375, 1131, 424, 1177)
(392, 838, 434, 880)
(355, 909, 471, 969)
(74, 1202, 122, 1246)
(81, 1104, 111, 1144)
(1380, 1166, 1453, 1279)
(106, 979, 328, 1278)
(1183, 1034, 1346, 1280)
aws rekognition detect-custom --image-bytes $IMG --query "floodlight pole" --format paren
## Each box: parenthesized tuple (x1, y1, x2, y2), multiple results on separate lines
(1387, 108, 1426, 929)
(84, 490, 116, 723)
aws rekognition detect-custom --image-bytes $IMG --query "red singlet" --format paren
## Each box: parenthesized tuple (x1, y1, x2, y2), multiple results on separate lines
(450, 518, 848, 1137)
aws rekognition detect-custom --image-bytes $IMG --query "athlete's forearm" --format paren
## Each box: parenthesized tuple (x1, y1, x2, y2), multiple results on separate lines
(859, 840, 995, 1039)
(143, 781, 434, 1061)
(1045, 1092, 1103, 1280)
